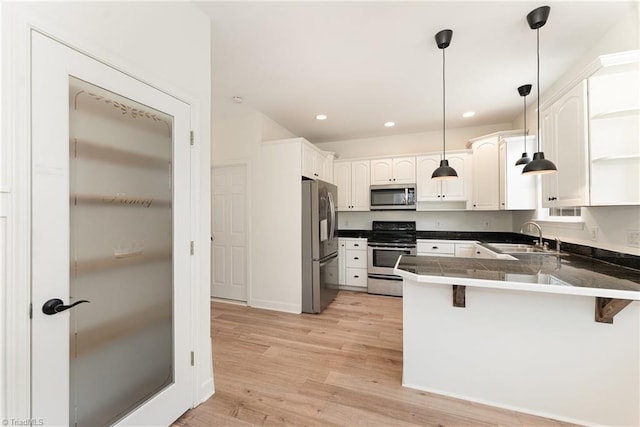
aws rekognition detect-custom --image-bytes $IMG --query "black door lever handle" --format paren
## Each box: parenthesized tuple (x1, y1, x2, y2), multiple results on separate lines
(42, 298, 90, 315)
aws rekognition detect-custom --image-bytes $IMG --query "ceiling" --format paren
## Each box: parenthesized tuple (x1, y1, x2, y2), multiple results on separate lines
(196, 1, 634, 143)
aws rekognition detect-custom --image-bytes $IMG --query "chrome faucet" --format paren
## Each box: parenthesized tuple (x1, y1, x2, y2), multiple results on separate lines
(520, 221, 543, 247)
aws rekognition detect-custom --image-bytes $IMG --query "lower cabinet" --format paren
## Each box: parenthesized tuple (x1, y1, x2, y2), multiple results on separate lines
(417, 240, 493, 259)
(338, 238, 368, 290)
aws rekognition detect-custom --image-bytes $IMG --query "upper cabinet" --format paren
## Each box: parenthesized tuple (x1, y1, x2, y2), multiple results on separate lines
(499, 136, 537, 210)
(469, 130, 537, 211)
(334, 160, 370, 211)
(471, 137, 500, 210)
(302, 142, 334, 183)
(588, 61, 640, 205)
(370, 157, 416, 185)
(540, 81, 589, 208)
(416, 153, 470, 204)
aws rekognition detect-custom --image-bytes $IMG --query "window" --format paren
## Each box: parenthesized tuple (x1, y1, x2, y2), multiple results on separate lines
(548, 207, 582, 218)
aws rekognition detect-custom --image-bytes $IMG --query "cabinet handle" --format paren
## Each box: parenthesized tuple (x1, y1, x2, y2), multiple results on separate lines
(388, 179, 392, 181)
(473, 204, 477, 207)
(354, 275, 359, 278)
(501, 202, 505, 206)
(354, 257, 359, 260)
(432, 246, 438, 250)
(437, 195, 441, 198)
(354, 244, 359, 247)
(476, 251, 481, 254)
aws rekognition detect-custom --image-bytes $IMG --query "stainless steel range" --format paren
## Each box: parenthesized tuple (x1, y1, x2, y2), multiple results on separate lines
(367, 221, 416, 296)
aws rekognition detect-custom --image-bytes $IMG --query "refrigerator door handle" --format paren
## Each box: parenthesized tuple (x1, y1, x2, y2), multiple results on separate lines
(318, 252, 338, 267)
(327, 191, 336, 241)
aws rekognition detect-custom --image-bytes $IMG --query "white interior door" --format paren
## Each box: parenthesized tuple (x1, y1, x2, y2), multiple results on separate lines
(211, 165, 248, 302)
(31, 31, 192, 426)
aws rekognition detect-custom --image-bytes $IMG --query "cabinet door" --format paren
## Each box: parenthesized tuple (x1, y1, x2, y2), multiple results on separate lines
(498, 143, 507, 209)
(338, 239, 346, 285)
(302, 144, 316, 179)
(370, 159, 394, 185)
(540, 106, 558, 207)
(351, 160, 370, 211)
(472, 138, 499, 210)
(315, 151, 326, 181)
(441, 154, 467, 201)
(334, 162, 352, 211)
(323, 154, 334, 184)
(554, 81, 589, 207)
(416, 155, 441, 201)
(393, 157, 416, 184)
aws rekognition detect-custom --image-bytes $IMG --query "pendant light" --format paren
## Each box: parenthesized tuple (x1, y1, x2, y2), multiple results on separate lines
(432, 29, 458, 180)
(515, 84, 532, 166)
(522, 5, 557, 175)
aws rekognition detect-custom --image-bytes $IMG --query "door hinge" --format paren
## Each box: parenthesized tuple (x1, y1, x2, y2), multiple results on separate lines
(190, 130, 194, 146)
(190, 241, 195, 255)
(190, 351, 195, 366)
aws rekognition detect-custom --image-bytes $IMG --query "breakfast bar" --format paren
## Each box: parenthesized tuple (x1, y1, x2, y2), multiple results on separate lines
(394, 253, 640, 426)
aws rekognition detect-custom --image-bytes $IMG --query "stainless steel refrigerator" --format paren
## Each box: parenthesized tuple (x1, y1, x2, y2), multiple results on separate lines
(302, 179, 339, 314)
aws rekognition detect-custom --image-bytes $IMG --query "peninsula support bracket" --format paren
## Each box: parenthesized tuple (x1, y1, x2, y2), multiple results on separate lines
(595, 297, 633, 324)
(452, 285, 466, 308)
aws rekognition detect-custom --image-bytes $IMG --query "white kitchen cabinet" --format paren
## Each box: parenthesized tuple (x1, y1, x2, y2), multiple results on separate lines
(417, 240, 455, 257)
(333, 160, 370, 211)
(454, 243, 475, 258)
(302, 142, 334, 183)
(416, 153, 469, 202)
(499, 136, 537, 210)
(338, 238, 368, 289)
(540, 81, 589, 208)
(469, 131, 537, 211)
(471, 136, 500, 210)
(370, 157, 416, 185)
(589, 62, 640, 205)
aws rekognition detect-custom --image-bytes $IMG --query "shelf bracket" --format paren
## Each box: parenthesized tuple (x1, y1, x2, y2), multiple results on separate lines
(452, 285, 466, 308)
(595, 297, 633, 324)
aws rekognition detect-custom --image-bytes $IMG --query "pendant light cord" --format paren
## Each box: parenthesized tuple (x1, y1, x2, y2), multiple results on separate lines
(442, 47, 446, 160)
(536, 27, 541, 152)
(523, 94, 527, 150)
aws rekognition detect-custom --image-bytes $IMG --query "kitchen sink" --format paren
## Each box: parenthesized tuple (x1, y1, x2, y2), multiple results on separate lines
(487, 243, 548, 254)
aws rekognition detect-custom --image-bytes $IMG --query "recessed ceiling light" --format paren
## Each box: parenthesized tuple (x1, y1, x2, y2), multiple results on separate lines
(462, 111, 475, 118)
(316, 114, 327, 121)
(384, 121, 395, 128)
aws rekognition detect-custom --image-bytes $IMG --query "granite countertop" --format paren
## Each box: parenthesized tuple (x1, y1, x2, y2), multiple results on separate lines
(395, 253, 640, 300)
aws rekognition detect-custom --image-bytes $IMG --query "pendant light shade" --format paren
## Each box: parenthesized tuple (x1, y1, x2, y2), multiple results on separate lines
(432, 29, 458, 180)
(522, 5, 557, 175)
(515, 84, 532, 166)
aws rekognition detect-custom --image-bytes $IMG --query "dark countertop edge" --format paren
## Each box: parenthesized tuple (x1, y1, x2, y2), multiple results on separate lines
(337, 229, 640, 271)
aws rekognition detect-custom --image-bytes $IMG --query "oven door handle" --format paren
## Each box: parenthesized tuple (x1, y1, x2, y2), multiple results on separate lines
(367, 273, 403, 281)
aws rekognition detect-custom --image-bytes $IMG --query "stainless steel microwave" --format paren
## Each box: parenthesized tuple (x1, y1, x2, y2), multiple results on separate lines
(370, 184, 416, 210)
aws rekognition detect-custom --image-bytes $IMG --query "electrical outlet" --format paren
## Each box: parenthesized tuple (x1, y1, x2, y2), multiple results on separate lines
(628, 230, 640, 248)
(483, 221, 490, 229)
(435, 220, 441, 228)
(590, 226, 599, 241)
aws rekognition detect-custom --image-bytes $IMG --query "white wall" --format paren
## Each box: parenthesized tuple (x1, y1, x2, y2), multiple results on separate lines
(1, 1, 213, 420)
(511, 8, 640, 256)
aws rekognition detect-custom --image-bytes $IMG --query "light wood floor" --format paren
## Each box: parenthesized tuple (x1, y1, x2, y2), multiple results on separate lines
(174, 291, 577, 426)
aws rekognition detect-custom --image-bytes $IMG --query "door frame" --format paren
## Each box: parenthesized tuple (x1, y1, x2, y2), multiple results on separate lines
(2, 7, 212, 421)
(211, 160, 253, 306)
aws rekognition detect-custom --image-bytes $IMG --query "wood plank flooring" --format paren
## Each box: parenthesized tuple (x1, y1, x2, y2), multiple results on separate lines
(174, 291, 577, 426)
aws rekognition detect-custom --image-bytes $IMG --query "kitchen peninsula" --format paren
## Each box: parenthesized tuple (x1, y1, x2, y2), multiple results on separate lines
(394, 252, 640, 426)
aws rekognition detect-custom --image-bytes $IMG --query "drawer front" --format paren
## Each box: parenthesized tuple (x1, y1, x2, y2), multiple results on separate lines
(417, 241, 455, 255)
(345, 268, 367, 287)
(345, 239, 366, 250)
(346, 250, 367, 268)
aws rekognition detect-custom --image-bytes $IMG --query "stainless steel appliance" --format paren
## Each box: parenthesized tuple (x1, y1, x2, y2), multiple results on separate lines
(370, 184, 416, 210)
(367, 221, 416, 296)
(302, 179, 339, 313)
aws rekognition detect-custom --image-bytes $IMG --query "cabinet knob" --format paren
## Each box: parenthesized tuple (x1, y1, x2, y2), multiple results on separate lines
(437, 195, 441, 198)
(393, 178, 396, 181)
(473, 204, 477, 207)
(442, 195, 445, 198)
(501, 202, 505, 206)
(388, 179, 392, 181)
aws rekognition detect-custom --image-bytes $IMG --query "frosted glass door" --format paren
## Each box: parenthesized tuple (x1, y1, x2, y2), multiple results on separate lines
(31, 32, 191, 427)
(69, 77, 174, 425)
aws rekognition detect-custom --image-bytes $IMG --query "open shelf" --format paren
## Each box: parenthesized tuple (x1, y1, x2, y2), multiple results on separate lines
(591, 154, 640, 163)
(591, 107, 640, 120)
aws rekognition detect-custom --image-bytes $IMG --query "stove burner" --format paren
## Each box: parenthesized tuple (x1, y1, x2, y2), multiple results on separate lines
(368, 221, 417, 246)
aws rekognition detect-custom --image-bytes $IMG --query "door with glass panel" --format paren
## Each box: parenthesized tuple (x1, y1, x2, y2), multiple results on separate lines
(31, 32, 192, 426)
